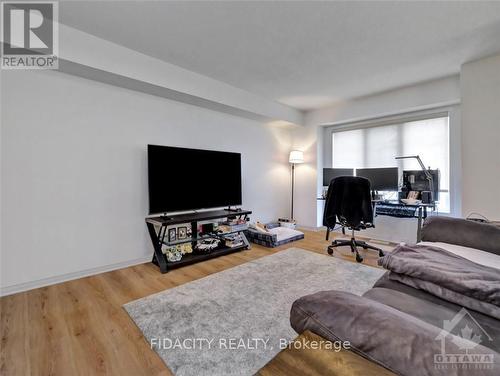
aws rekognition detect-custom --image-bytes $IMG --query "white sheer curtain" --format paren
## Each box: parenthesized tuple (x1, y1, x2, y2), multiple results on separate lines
(331, 129, 364, 168)
(332, 116, 450, 212)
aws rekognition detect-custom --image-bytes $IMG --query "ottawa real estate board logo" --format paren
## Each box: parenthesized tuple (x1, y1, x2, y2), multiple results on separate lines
(1, 1, 58, 69)
(434, 308, 494, 370)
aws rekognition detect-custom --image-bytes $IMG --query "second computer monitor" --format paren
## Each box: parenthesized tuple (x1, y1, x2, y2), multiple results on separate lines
(323, 168, 354, 186)
(356, 167, 399, 191)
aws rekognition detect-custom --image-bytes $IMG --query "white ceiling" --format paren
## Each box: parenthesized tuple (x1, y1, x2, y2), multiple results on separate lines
(60, 1, 500, 111)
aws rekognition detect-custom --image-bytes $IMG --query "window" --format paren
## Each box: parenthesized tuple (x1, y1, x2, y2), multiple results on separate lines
(331, 116, 450, 212)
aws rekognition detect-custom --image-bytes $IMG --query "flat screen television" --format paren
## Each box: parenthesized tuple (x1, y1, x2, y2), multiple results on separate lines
(148, 145, 242, 214)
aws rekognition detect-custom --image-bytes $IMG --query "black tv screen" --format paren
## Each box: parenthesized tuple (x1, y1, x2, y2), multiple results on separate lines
(148, 145, 242, 214)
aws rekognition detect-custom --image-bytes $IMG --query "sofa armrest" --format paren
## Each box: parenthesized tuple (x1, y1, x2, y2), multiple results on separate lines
(290, 290, 499, 376)
(421, 216, 500, 255)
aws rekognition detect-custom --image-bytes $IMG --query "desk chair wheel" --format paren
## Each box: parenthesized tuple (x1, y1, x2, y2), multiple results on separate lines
(355, 253, 364, 263)
(378, 250, 385, 257)
(327, 246, 334, 255)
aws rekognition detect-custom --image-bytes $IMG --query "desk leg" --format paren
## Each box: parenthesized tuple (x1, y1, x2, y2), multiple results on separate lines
(417, 207, 423, 243)
(147, 222, 168, 273)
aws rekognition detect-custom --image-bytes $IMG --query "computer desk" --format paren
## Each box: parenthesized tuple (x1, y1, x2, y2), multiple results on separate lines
(372, 200, 436, 242)
(318, 197, 435, 242)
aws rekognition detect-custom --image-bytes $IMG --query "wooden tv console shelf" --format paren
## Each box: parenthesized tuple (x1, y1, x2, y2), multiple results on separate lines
(145, 209, 252, 273)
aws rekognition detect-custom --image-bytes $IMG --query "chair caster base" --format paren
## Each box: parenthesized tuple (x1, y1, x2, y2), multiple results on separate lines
(326, 235, 380, 263)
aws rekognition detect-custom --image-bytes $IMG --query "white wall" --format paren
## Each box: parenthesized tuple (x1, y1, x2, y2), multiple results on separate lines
(306, 75, 460, 127)
(0, 69, 292, 294)
(461, 53, 500, 220)
(290, 124, 322, 229)
(57, 23, 303, 125)
(293, 76, 462, 243)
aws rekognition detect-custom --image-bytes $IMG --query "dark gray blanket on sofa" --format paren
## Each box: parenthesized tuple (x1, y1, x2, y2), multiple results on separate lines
(378, 244, 500, 319)
(291, 290, 500, 376)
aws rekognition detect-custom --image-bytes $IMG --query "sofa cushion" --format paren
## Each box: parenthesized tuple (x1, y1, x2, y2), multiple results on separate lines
(374, 272, 500, 352)
(290, 290, 500, 375)
(419, 241, 500, 270)
(421, 216, 500, 255)
(363, 287, 500, 353)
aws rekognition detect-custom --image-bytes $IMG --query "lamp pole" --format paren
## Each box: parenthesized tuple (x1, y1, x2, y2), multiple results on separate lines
(291, 162, 295, 220)
(288, 150, 304, 221)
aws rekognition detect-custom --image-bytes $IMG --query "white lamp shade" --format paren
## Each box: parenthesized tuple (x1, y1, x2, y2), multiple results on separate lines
(289, 150, 304, 164)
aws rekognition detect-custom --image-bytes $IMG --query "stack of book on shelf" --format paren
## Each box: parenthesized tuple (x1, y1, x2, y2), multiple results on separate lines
(224, 233, 244, 248)
(218, 220, 248, 233)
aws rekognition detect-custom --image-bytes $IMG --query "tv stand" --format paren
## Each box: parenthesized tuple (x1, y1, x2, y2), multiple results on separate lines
(160, 213, 172, 221)
(145, 209, 252, 273)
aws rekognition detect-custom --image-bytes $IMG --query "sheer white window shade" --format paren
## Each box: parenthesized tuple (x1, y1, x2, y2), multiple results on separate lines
(331, 116, 450, 213)
(331, 129, 364, 168)
(365, 124, 399, 168)
(400, 118, 449, 191)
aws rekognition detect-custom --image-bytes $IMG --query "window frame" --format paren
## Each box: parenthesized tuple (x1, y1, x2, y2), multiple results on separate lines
(322, 107, 459, 215)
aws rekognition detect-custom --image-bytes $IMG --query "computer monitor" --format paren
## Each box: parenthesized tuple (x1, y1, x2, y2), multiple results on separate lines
(323, 168, 354, 186)
(356, 167, 399, 191)
(402, 169, 440, 200)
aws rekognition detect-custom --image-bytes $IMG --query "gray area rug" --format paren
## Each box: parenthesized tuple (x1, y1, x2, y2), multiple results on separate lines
(124, 248, 385, 376)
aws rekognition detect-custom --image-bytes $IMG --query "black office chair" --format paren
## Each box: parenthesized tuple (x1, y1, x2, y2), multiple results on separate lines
(324, 176, 384, 263)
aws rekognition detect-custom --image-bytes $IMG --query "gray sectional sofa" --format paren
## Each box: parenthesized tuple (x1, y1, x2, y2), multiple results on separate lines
(290, 217, 500, 375)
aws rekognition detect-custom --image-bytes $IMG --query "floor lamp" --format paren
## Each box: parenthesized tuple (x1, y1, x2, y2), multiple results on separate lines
(289, 150, 304, 221)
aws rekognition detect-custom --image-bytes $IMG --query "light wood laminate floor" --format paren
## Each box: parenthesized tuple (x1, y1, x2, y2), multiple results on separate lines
(0, 230, 394, 375)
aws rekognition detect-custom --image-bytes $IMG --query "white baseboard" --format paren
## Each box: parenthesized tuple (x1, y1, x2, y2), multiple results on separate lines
(0, 256, 152, 297)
